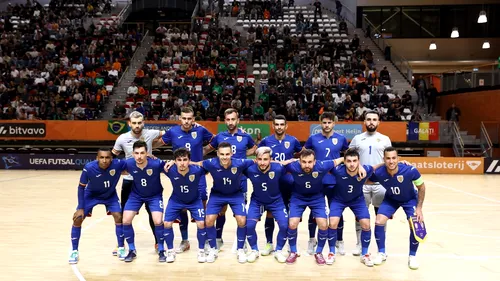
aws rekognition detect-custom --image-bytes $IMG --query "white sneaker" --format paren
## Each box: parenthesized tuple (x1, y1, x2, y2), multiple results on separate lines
(247, 250, 260, 263)
(361, 254, 374, 267)
(261, 243, 273, 256)
(352, 243, 362, 256)
(307, 238, 317, 255)
(336, 241, 345, 255)
(175, 240, 190, 253)
(69, 250, 79, 264)
(206, 248, 218, 263)
(373, 252, 387, 265)
(166, 249, 176, 263)
(325, 252, 335, 265)
(197, 249, 206, 263)
(117, 247, 127, 260)
(408, 255, 419, 270)
(274, 250, 287, 263)
(204, 240, 211, 254)
(237, 249, 247, 263)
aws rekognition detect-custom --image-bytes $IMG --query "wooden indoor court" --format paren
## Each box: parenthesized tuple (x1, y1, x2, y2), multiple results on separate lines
(1, 171, 499, 281)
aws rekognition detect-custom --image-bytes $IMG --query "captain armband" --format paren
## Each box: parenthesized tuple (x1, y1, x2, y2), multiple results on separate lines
(412, 177, 424, 186)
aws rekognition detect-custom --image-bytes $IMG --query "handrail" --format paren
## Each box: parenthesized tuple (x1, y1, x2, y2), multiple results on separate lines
(481, 122, 493, 148)
(452, 121, 464, 157)
(481, 122, 493, 157)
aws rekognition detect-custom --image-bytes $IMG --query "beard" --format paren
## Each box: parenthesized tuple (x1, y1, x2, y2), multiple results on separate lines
(366, 124, 378, 132)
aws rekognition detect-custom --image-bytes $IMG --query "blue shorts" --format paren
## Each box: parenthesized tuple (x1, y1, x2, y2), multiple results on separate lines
(247, 197, 288, 224)
(81, 192, 121, 216)
(329, 196, 370, 220)
(123, 192, 164, 213)
(199, 175, 208, 201)
(289, 194, 327, 219)
(378, 198, 417, 219)
(164, 198, 205, 222)
(206, 192, 246, 216)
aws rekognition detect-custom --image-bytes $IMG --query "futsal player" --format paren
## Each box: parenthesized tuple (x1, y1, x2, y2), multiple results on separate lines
(244, 146, 295, 263)
(204, 108, 257, 250)
(112, 111, 164, 254)
(348, 110, 392, 256)
(257, 115, 302, 256)
(121, 141, 168, 263)
(69, 148, 127, 264)
(284, 149, 366, 265)
(159, 107, 214, 253)
(163, 148, 208, 263)
(370, 147, 426, 270)
(304, 112, 349, 255)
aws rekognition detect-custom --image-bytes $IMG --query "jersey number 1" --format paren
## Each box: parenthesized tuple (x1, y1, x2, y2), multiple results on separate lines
(369, 146, 372, 155)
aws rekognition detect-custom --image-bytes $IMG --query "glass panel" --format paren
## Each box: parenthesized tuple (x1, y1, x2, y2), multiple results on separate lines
(401, 7, 421, 37)
(363, 7, 382, 32)
(420, 7, 440, 37)
(381, 7, 401, 38)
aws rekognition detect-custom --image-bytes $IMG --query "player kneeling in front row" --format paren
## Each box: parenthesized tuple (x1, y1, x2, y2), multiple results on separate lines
(69, 148, 128, 264)
(163, 148, 208, 263)
(245, 147, 293, 263)
(370, 147, 426, 270)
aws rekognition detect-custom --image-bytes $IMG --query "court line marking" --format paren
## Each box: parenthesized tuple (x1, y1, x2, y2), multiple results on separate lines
(70, 215, 108, 281)
(0, 173, 49, 183)
(427, 181, 500, 204)
(432, 229, 500, 240)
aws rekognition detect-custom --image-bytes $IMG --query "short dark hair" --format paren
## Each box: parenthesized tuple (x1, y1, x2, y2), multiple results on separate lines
(173, 148, 191, 160)
(320, 111, 335, 122)
(299, 149, 315, 159)
(274, 115, 287, 124)
(97, 148, 112, 154)
(218, 142, 232, 151)
(181, 106, 194, 115)
(383, 146, 398, 156)
(344, 148, 359, 159)
(364, 110, 380, 120)
(133, 140, 148, 151)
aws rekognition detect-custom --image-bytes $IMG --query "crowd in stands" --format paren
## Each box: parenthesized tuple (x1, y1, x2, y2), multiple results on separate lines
(0, 0, 140, 120)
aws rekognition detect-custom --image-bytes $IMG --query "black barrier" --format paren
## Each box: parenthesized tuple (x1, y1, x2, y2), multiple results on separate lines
(0, 153, 96, 170)
(485, 158, 500, 174)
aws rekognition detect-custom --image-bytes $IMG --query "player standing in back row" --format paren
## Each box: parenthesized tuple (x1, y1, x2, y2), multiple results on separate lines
(348, 111, 392, 256)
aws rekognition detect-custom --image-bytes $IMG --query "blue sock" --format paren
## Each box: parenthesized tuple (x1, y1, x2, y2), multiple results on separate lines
(207, 226, 217, 248)
(264, 217, 275, 244)
(337, 216, 344, 241)
(409, 230, 419, 256)
(327, 227, 337, 253)
(246, 220, 258, 250)
(308, 213, 317, 239)
(316, 229, 328, 253)
(164, 227, 174, 250)
(287, 227, 298, 252)
(216, 215, 226, 239)
(236, 226, 247, 250)
(123, 224, 135, 251)
(71, 226, 81, 251)
(276, 223, 288, 251)
(361, 229, 371, 255)
(115, 224, 124, 247)
(374, 224, 386, 253)
(179, 211, 189, 241)
(154, 225, 164, 252)
(197, 228, 206, 250)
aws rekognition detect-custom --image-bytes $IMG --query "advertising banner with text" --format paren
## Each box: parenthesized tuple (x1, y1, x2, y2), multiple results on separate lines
(0, 120, 407, 142)
(400, 157, 484, 174)
(0, 153, 96, 170)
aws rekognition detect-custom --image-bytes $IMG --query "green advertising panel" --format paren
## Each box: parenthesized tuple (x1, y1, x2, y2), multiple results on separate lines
(217, 123, 271, 139)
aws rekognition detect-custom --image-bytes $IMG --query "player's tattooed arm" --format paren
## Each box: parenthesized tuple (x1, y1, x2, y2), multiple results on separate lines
(203, 144, 215, 156)
(415, 181, 426, 223)
(152, 137, 164, 148)
(246, 145, 258, 156)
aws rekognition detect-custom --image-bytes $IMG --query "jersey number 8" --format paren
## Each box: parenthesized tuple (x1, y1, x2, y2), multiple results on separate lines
(141, 179, 147, 187)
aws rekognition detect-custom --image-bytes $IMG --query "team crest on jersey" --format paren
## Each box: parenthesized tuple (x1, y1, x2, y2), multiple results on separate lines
(269, 171, 275, 179)
(231, 167, 238, 174)
(397, 175, 404, 183)
(332, 138, 338, 145)
(147, 169, 153, 176)
(312, 171, 319, 178)
(140, 136, 145, 141)
(284, 141, 290, 149)
(236, 136, 243, 142)
(377, 138, 381, 142)
(357, 176, 362, 181)
(191, 132, 197, 139)
(189, 174, 195, 182)
(109, 169, 116, 176)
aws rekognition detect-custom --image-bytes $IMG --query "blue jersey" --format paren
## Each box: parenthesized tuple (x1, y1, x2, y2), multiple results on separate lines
(161, 125, 214, 161)
(125, 158, 166, 198)
(373, 163, 422, 202)
(80, 159, 127, 199)
(305, 132, 349, 161)
(258, 134, 302, 161)
(167, 164, 206, 203)
(286, 160, 336, 197)
(331, 164, 374, 202)
(202, 157, 254, 194)
(209, 129, 255, 158)
(244, 162, 285, 204)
